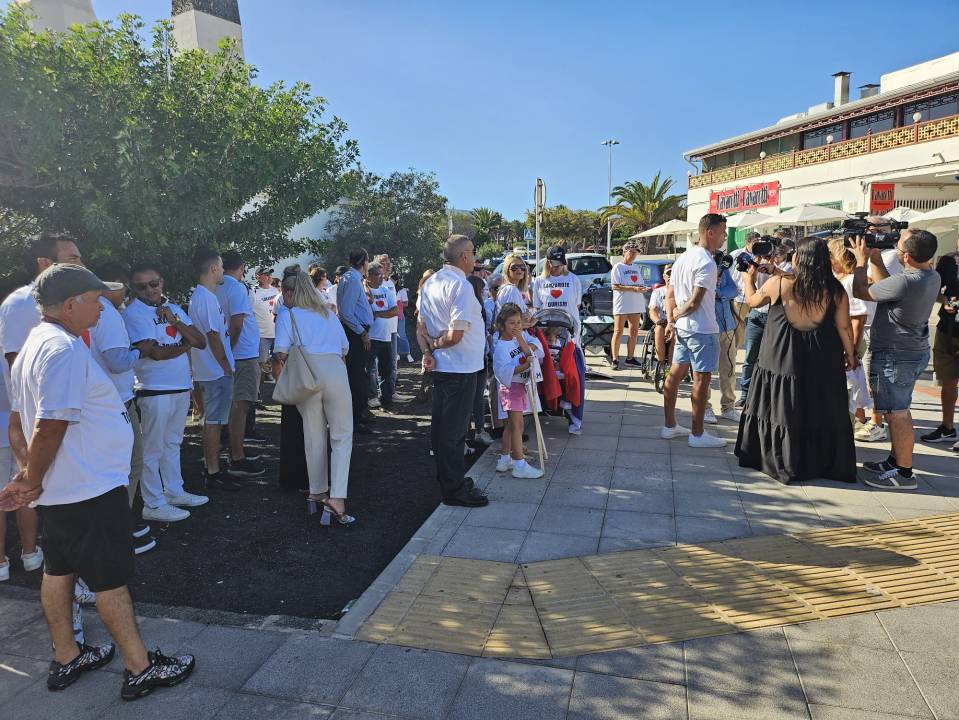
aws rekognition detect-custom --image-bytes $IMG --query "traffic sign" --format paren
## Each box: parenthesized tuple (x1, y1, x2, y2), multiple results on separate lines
(523, 228, 534, 242)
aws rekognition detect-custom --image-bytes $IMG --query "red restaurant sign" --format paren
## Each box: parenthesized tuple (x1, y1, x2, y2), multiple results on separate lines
(869, 183, 895, 214)
(709, 181, 780, 214)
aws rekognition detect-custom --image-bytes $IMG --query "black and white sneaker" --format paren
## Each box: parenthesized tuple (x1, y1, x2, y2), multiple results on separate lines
(134, 535, 157, 555)
(121, 649, 195, 701)
(132, 523, 151, 539)
(47, 642, 116, 691)
(920, 425, 957, 443)
(861, 459, 896, 475)
(203, 471, 241, 492)
(624, 357, 642, 367)
(228, 458, 265, 477)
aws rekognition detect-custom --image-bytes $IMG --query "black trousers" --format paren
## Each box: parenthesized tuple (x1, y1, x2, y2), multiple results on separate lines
(279, 403, 307, 492)
(344, 325, 369, 422)
(431, 371, 477, 501)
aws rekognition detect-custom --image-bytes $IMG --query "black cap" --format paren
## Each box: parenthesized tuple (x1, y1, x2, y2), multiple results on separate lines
(33, 264, 123, 306)
(546, 245, 566, 263)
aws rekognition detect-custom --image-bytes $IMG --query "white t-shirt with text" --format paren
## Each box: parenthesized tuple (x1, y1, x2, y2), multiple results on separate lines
(368, 284, 397, 342)
(532, 273, 582, 318)
(123, 298, 194, 392)
(671, 246, 720, 335)
(611, 262, 648, 316)
(189, 285, 235, 382)
(250, 285, 280, 339)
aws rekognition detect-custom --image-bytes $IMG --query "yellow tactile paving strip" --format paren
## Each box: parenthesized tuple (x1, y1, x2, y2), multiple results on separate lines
(356, 513, 959, 658)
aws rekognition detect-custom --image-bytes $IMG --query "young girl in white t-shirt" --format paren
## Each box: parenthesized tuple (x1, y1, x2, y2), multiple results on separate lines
(492, 303, 544, 479)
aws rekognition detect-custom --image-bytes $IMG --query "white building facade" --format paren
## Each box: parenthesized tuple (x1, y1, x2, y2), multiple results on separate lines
(685, 52, 959, 247)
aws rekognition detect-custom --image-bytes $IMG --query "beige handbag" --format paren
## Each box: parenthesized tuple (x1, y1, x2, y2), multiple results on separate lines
(272, 309, 319, 405)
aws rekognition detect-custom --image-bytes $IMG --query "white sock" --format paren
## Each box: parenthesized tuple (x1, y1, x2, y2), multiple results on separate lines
(500, 453, 510, 462)
(514, 458, 528, 469)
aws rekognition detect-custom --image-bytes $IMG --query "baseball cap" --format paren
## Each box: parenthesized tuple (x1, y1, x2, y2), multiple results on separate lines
(546, 245, 566, 264)
(33, 263, 123, 306)
(255, 266, 274, 276)
(622, 241, 639, 251)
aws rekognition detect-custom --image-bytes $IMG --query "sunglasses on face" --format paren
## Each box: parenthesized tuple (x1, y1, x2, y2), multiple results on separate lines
(133, 279, 162, 291)
(508, 265, 525, 272)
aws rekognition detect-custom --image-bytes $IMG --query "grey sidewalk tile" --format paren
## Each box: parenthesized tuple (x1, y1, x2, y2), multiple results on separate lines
(485, 477, 548, 504)
(874, 490, 958, 512)
(619, 424, 670, 440)
(685, 628, 803, 700)
(242, 635, 376, 705)
(606, 488, 674, 515)
(567, 434, 619, 450)
(0, 598, 43, 640)
(215, 694, 333, 719)
(789, 639, 933, 718)
(578, 421, 623, 436)
(877, 603, 959, 656)
(541, 484, 609, 509)
(567, 671, 688, 720)
(687, 686, 809, 720)
(783, 615, 895, 651)
(330, 710, 411, 720)
(616, 448, 672, 470)
(598, 536, 674, 553)
(448, 658, 573, 720)
(808, 704, 922, 719)
(676, 515, 751, 543)
(671, 454, 732, 475)
(338, 645, 469, 720)
(549, 465, 613, 487)
(516, 531, 599, 563)
(137, 616, 209, 652)
(178, 625, 288, 690)
(102, 684, 235, 720)
(575, 642, 685, 684)
(671, 471, 739, 493)
(814, 503, 894, 526)
(610, 467, 672, 491)
(898, 651, 959, 720)
(601, 511, 676, 543)
(0, 652, 47, 704)
(556, 449, 616, 469)
(463, 501, 539, 531)
(442, 525, 525, 563)
(5, 667, 119, 720)
(532, 505, 605, 537)
(801, 483, 885, 506)
(621, 412, 665, 426)
(582, 412, 624, 425)
(0, 616, 56, 661)
(673, 489, 744, 517)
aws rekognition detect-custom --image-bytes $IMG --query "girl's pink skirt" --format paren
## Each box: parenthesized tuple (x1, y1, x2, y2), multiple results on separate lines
(498, 381, 530, 414)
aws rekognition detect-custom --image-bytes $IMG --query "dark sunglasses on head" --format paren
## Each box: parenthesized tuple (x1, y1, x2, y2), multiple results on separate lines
(133, 279, 162, 291)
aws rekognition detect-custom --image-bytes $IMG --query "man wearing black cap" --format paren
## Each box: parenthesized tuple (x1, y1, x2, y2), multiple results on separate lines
(609, 242, 648, 369)
(2, 264, 195, 699)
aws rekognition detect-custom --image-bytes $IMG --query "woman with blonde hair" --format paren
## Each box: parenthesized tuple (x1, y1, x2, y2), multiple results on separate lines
(273, 271, 356, 525)
(496, 253, 532, 325)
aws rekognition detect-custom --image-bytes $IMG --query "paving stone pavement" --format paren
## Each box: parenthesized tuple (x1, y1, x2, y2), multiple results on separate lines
(1, 355, 957, 718)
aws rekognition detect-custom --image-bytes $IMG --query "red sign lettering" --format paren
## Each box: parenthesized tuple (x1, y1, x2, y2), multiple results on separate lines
(869, 183, 895, 214)
(709, 181, 780, 214)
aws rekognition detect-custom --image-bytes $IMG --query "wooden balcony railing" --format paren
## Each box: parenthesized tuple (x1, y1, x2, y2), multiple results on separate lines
(688, 114, 959, 190)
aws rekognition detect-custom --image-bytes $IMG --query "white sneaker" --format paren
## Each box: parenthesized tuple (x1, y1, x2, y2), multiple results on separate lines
(855, 422, 888, 442)
(143, 504, 191, 522)
(166, 491, 209, 508)
(21, 547, 43, 572)
(704, 408, 718, 425)
(75, 578, 96, 605)
(496, 455, 515, 473)
(568, 424, 582, 435)
(720, 408, 742, 422)
(0, 557, 9, 582)
(406, 354, 415, 363)
(476, 431, 494, 446)
(512, 462, 545, 479)
(368, 397, 381, 409)
(688, 431, 727, 448)
(661, 424, 691, 440)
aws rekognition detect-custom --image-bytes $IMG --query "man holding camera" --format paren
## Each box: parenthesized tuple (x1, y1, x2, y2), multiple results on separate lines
(851, 229, 939, 490)
(922, 241, 959, 447)
(662, 213, 727, 449)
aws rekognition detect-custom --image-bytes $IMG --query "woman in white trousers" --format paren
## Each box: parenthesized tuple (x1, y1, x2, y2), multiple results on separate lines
(273, 271, 355, 525)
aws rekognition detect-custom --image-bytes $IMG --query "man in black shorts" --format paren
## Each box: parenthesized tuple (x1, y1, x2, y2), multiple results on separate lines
(2, 264, 195, 700)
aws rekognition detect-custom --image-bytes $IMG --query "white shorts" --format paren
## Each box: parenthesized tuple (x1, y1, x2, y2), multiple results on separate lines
(0, 446, 14, 491)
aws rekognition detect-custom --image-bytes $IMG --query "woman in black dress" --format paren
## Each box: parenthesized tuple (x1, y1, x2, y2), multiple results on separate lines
(734, 238, 857, 484)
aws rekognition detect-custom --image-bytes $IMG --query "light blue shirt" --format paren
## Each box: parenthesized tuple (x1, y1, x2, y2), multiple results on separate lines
(714, 269, 738, 334)
(336, 267, 374, 334)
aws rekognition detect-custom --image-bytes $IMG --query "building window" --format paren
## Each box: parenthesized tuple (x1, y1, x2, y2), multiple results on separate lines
(803, 122, 844, 149)
(904, 92, 959, 122)
(849, 109, 896, 138)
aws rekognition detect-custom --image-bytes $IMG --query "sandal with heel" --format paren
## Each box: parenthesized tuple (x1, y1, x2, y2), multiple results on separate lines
(319, 499, 356, 527)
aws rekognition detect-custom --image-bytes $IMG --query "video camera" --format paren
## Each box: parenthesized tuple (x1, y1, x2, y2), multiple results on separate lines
(713, 251, 734, 271)
(839, 212, 907, 250)
(734, 236, 777, 272)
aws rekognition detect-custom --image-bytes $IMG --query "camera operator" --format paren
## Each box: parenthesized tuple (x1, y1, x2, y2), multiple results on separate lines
(731, 232, 761, 349)
(734, 238, 775, 409)
(923, 239, 959, 447)
(850, 229, 940, 490)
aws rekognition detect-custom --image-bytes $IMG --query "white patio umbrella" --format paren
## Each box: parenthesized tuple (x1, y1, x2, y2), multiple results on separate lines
(630, 218, 698, 238)
(724, 210, 775, 229)
(882, 206, 926, 223)
(910, 199, 959, 231)
(774, 204, 849, 227)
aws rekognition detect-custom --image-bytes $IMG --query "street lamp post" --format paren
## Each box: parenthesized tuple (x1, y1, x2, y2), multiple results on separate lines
(601, 139, 619, 255)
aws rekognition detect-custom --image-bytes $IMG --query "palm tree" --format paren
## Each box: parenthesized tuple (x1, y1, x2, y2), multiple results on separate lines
(599, 172, 686, 243)
(471, 207, 505, 246)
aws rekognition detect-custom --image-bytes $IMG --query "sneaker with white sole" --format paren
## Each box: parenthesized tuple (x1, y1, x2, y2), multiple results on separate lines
(368, 397, 381, 409)
(143, 504, 191, 523)
(165, 491, 209, 508)
(861, 468, 918, 490)
(703, 408, 718, 425)
(855, 422, 888, 442)
(920, 425, 957, 443)
(21, 547, 44, 572)
(495, 455, 515, 472)
(132, 523, 151, 539)
(134, 536, 157, 555)
(661, 424, 691, 440)
(512, 462, 545, 479)
(0, 557, 9, 582)
(720, 408, 741, 422)
(75, 578, 95, 605)
(688, 431, 727, 448)
(568, 424, 582, 436)
(476, 431, 494, 446)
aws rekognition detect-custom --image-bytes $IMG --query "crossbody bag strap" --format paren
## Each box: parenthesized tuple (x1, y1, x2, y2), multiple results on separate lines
(287, 308, 318, 383)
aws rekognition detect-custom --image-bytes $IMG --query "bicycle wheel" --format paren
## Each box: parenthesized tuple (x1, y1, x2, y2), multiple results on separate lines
(654, 360, 667, 394)
(639, 333, 653, 378)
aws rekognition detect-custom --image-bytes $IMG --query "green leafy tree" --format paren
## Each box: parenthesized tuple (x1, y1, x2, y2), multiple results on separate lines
(524, 205, 603, 251)
(324, 169, 448, 291)
(470, 207, 504, 246)
(448, 210, 476, 239)
(599, 172, 686, 241)
(0, 9, 357, 294)
(475, 241, 502, 262)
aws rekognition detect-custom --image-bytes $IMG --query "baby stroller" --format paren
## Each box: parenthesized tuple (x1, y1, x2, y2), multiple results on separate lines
(531, 308, 586, 434)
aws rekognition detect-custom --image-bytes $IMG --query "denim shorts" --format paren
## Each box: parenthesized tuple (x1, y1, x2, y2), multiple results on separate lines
(199, 375, 234, 425)
(673, 331, 719, 373)
(869, 348, 930, 414)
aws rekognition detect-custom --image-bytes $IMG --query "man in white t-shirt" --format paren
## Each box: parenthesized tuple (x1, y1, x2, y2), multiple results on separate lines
(251, 266, 279, 360)
(609, 241, 648, 369)
(124, 264, 210, 522)
(2, 264, 195, 697)
(215, 251, 264, 478)
(188, 250, 238, 490)
(417, 235, 489, 508)
(365, 262, 398, 409)
(662, 214, 728, 449)
(374, 253, 400, 379)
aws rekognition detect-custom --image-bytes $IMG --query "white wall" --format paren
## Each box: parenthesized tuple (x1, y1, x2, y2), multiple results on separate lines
(172, 8, 244, 59)
(14, 0, 95, 31)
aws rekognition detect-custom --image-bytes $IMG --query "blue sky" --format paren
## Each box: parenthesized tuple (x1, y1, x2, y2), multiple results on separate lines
(92, 0, 958, 219)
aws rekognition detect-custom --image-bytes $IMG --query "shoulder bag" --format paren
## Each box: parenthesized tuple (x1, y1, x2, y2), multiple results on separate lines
(272, 308, 320, 405)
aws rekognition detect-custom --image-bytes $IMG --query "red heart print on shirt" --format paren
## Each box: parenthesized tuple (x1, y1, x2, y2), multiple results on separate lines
(629, 275, 638, 282)
(517, 355, 527, 364)
(549, 289, 562, 298)
(165, 325, 178, 338)
(375, 300, 385, 308)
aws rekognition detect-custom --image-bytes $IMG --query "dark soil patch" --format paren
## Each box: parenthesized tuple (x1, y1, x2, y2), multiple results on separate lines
(4, 362, 480, 620)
